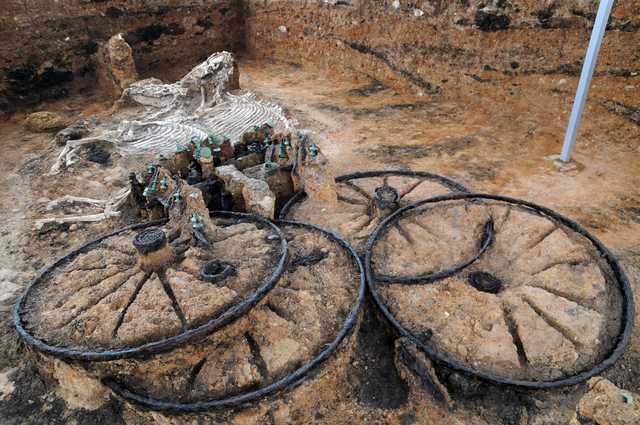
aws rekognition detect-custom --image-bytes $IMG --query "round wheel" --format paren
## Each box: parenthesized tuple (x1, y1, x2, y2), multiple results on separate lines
(280, 170, 469, 251)
(365, 193, 634, 388)
(101, 220, 365, 412)
(15, 212, 287, 361)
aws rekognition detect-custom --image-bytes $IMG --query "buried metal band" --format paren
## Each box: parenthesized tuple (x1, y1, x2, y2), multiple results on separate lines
(278, 169, 470, 219)
(373, 219, 495, 285)
(13, 212, 288, 362)
(103, 220, 367, 413)
(364, 192, 635, 389)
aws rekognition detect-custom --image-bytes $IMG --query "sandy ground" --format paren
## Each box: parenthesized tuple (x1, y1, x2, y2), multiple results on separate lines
(0, 57, 638, 423)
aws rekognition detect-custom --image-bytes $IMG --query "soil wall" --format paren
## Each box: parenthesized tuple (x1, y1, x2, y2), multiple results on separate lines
(244, 0, 640, 94)
(0, 0, 245, 111)
(2, 1, 639, 111)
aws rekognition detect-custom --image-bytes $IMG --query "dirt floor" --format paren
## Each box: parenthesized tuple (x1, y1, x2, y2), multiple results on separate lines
(0, 54, 639, 424)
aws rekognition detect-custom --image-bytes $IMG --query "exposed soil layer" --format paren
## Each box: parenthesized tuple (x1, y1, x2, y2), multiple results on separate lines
(0, 0, 244, 110)
(0, 1, 639, 422)
(372, 200, 625, 382)
(245, 1, 640, 97)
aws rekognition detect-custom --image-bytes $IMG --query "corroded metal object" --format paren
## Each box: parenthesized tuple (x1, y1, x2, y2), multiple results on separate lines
(280, 170, 470, 252)
(200, 260, 235, 284)
(102, 220, 365, 413)
(365, 193, 635, 388)
(372, 185, 400, 217)
(14, 211, 288, 361)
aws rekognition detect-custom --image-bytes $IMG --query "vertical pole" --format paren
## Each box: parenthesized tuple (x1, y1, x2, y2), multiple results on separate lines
(560, 0, 615, 162)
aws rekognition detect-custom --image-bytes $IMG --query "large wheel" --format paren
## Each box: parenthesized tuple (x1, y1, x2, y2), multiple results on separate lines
(101, 220, 365, 412)
(280, 170, 469, 252)
(15, 212, 288, 361)
(365, 193, 634, 388)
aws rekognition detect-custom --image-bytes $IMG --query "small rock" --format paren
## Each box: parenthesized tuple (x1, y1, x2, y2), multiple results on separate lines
(24, 112, 70, 133)
(242, 178, 276, 219)
(570, 378, 640, 425)
(97, 34, 139, 99)
(0, 369, 17, 401)
(475, 10, 511, 32)
(392, 0, 400, 9)
(53, 360, 108, 410)
(394, 338, 453, 408)
(55, 120, 91, 146)
(414, 9, 424, 17)
(278, 25, 288, 33)
(557, 78, 568, 87)
(69, 224, 78, 232)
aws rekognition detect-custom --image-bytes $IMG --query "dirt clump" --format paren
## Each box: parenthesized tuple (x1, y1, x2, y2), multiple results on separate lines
(24, 111, 70, 133)
(571, 377, 640, 425)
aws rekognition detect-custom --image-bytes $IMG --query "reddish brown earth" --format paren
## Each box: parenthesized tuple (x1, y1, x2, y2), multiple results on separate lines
(1, 1, 640, 424)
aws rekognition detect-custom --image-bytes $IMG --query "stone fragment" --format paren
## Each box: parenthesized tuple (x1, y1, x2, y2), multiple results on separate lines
(215, 165, 276, 218)
(166, 269, 238, 323)
(570, 378, 640, 425)
(53, 360, 108, 410)
(527, 262, 607, 306)
(244, 163, 294, 204)
(268, 287, 322, 344)
(247, 306, 308, 377)
(97, 34, 138, 99)
(242, 179, 276, 219)
(382, 279, 520, 375)
(215, 165, 250, 210)
(394, 338, 453, 408)
(0, 368, 16, 401)
(295, 139, 338, 207)
(493, 209, 557, 256)
(119, 51, 239, 112)
(116, 275, 183, 345)
(180, 50, 240, 98)
(515, 228, 589, 275)
(24, 111, 70, 132)
(54, 119, 91, 145)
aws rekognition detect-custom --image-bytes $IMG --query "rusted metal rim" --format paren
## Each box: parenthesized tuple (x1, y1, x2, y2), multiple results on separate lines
(14, 212, 288, 362)
(365, 192, 635, 389)
(103, 220, 366, 413)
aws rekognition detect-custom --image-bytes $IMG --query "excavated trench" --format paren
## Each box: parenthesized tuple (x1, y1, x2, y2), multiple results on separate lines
(1, 2, 640, 425)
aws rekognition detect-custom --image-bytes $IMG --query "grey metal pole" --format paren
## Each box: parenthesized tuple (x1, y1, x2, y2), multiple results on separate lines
(560, 0, 615, 162)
